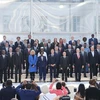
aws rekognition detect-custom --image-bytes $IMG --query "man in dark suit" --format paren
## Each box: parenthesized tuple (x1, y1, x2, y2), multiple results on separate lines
(0, 80, 16, 100)
(14, 37, 23, 50)
(0, 50, 8, 83)
(88, 46, 98, 79)
(69, 36, 77, 46)
(24, 44, 31, 78)
(96, 44, 100, 74)
(88, 34, 98, 46)
(66, 44, 74, 77)
(37, 51, 47, 82)
(72, 48, 84, 81)
(54, 46, 61, 78)
(48, 49, 56, 82)
(76, 39, 82, 49)
(60, 51, 69, 82)
(9, 41, 15, 52)
(32, 42, 39, 55)
(3, 42, 9, 54)
(1, 35, 9, 48)
(81, 47, 88, 77)
(27, 34, 34, 47)
(44, 42, 49, 55)
(86, 79, 100, 100)
(47, 39, 51, 55)
(0, 43, 2, 55)
(14, 47, 23, 83)
(62, 39, 68, 51)
(8, 47, 14, 79)
(39, 38, 45, 48)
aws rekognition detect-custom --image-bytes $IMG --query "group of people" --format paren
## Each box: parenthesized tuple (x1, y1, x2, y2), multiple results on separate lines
(0, 79, 69, 100)
(74, 76, 100, 100)
(0, 77, 100, 100)
(0, 34, 100, 82)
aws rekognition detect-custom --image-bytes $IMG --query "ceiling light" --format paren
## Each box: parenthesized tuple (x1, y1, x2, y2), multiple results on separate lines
(59, 5, 64, 9)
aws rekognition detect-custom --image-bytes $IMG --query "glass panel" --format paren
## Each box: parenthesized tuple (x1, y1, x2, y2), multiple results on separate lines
(0, 0, 98, 35)
(0, 0, 30, 33)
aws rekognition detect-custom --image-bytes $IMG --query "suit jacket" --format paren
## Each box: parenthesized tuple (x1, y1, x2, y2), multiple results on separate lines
(76, 44, 82, 49)
(51, 42, 59, 49)
(89, 38, 98, 46)
(0, 55, 8, 70)
(27, 39, 34, 47)
(86, 87, 100, 100)
(55, 52, 61, 66)
(8, 52, 14, 67)
(14, 41, 23, 49)
(60, 56, 69, 70)
(16, 85, 41, 100)
(96, 50, 100, 64)
(2, 47, 9, 55)
(39, 42, 44, 48)
(14, 52, 23, 67)
(32, 46, 39, 55)
(66, 49, 74, 65)
(44, 46, 49, 55)
(23, 48, 31, 61)
(69, 40, 77, 46)
(1, 41, 9, 48)
(72, 53, 83, 72)
(0, 86, 16, 100)
(47, 43, 51, 55)
(62, 43, 68, 50)
(88, 51, 98, 65)
(81, 51, 88, 65)
(48, 54, 56, 66)
(37, 56, 47, 68)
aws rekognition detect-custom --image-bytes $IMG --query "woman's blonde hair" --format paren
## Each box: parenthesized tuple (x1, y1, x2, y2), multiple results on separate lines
(30, 50, 35, 55)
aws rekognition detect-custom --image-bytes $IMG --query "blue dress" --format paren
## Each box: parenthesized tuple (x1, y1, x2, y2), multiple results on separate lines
(28, 55, 37, 72)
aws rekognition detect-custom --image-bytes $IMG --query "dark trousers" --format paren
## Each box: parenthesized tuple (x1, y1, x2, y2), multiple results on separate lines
(56, 65, 59, 78)
(50, 66, 56, 82)
(46, 65, 49, 73)
(8, 64, 13, 78)
(62, 69, 67, 82)
(90, 64, 97, 79)
(83, 64, 86, 77)
(26, 61, 29, 77)
(30, 72, 35, 81)
(15, 66, 21, 83)
(0, 68, 7, 83)
(69, 64, 73, 77)
(39, 67, 46, 81)
(75, 70, 81, 81)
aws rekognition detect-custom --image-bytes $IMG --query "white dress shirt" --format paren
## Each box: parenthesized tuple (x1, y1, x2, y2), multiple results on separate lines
(91, 51, 94, 57)
(38, 52, 48, 61)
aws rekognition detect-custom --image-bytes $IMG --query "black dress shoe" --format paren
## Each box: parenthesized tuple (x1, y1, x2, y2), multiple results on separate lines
(84, 76, 87, 77)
